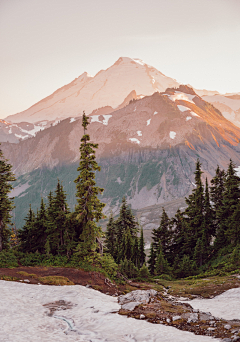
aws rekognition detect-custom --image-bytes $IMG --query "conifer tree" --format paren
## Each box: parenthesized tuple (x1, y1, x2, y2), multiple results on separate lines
(170, 209, 186, 261)
(148, 242, 156, 275)
(215, 160, 240, 249)
(115, 197, 138, 244)
(152, 207, 170, 256)
(204, 178, 215, 242)
(139, 227, 146, 267)
(132, 236, 140, 268)
(74, 112, 105, 254)
(0, 146, 16, 251)
(105, 213, 116, 257)
(184, 159, 205, 257)
(18, 205, 35, 253)
(155, 243, 171, 276)
(33, 198, 48, 253)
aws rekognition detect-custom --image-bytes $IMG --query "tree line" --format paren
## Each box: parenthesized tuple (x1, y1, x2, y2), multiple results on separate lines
(0, 111, 240, 279)
(145, 160, 240, 278)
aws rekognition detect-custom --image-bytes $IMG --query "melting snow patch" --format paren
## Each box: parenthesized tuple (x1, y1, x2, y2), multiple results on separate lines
(169, 131, 176, 139)
(154, 111, 158, 115)
(177, 105, 190, 112)
(137, 131, 142, 136)
(129, 138, 140, 144)
(190, 111, 199, 117)
(184, 287, 240, 321)
(0, 281, 219, 342)
(186, 116, 192, 121)
(147, 119, 151, 126)
(192, 182, 196, 187)
(70, 118, 76, 123)
(102, 115, 112, 125)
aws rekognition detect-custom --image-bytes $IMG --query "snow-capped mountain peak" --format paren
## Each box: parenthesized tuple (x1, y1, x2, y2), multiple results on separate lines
(5, 57, 179, 124)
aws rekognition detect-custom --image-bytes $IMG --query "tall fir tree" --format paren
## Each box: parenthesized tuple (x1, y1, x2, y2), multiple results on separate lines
(139, 227, 146, 267)
(114, 197, 138, 262)
(152, 207, 170, 256)
(215, 160, 240, 249)
(155, 243, 171, 276)
(32, 198, 48, 253)
(148, 242, 156, 275)
(105, 213, 116, 258)
(74, 112, 105, 255)
(184, 159, 205, 258)
(170, 209, 187, 262)
(18, 205, 35, 253)
(0, 146, 16, 251)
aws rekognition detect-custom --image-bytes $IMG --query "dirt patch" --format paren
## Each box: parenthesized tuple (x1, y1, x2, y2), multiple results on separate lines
(0, 266, 120, 295)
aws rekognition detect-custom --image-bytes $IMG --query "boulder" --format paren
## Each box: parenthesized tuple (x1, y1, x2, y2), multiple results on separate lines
(118, 289, 157, 305)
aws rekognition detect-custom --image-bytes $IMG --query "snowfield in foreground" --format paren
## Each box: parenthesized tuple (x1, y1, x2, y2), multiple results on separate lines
(1, 280, 235, 342)
(184, 287, 240, 321)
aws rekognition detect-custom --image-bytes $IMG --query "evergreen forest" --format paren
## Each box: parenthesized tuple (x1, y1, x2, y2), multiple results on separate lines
(0, 113, 240, 282)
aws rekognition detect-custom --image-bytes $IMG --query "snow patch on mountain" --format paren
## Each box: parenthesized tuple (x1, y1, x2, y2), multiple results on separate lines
(102, 115, 112, 125)
(190, 111, 199, 117)
(154, 111, 158, 115)
(70, 118, 76, 123)
(186, 116, 192, 121)
(177, 105, 190, 112)
(137, 131, 142, 136)
(129, 138, 140, 144)
(147, 119, 151, 126)
(169, 131, 176, 139)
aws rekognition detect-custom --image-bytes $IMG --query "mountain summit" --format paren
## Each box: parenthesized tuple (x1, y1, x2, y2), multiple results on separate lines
(5, 57, 179, 124)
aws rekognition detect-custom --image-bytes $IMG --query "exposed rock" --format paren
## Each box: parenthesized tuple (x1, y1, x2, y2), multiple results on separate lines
(187, 313, 198, 323)
(121, 302, 141, 311)
(224, 324, 232, 330)
(118, 289, 157, 305)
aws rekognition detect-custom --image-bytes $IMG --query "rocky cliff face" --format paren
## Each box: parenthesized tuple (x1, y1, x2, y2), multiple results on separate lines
(3, 86, 240, 228)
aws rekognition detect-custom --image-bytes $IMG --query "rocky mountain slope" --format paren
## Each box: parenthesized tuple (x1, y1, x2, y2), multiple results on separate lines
(3, 85, 240, 229)
(5, 57, 179, 124)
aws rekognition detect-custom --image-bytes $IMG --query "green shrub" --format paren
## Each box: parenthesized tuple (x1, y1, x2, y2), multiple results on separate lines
(138, 264, 150, 279)
(0, 250, 18, 268)
(119, 258, 139, 279)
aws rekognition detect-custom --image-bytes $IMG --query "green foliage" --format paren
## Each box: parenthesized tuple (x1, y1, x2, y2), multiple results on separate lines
(74, 112, 105, 254)
(139, 263, 150, 279)
(0, 250, 18, 268)
(0, 145, 16, 251)
(119, 258, 139, 279)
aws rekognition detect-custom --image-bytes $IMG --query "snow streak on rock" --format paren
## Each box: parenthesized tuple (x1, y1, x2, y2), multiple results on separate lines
(169, 131, 176, 139)
(129, 138, 140, 144)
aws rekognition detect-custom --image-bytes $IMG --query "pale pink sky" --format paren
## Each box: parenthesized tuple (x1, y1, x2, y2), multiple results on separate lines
(0, 0, 240, 118)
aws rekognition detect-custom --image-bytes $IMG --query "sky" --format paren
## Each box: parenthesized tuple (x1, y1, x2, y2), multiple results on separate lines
(1, 0, 240, 119)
